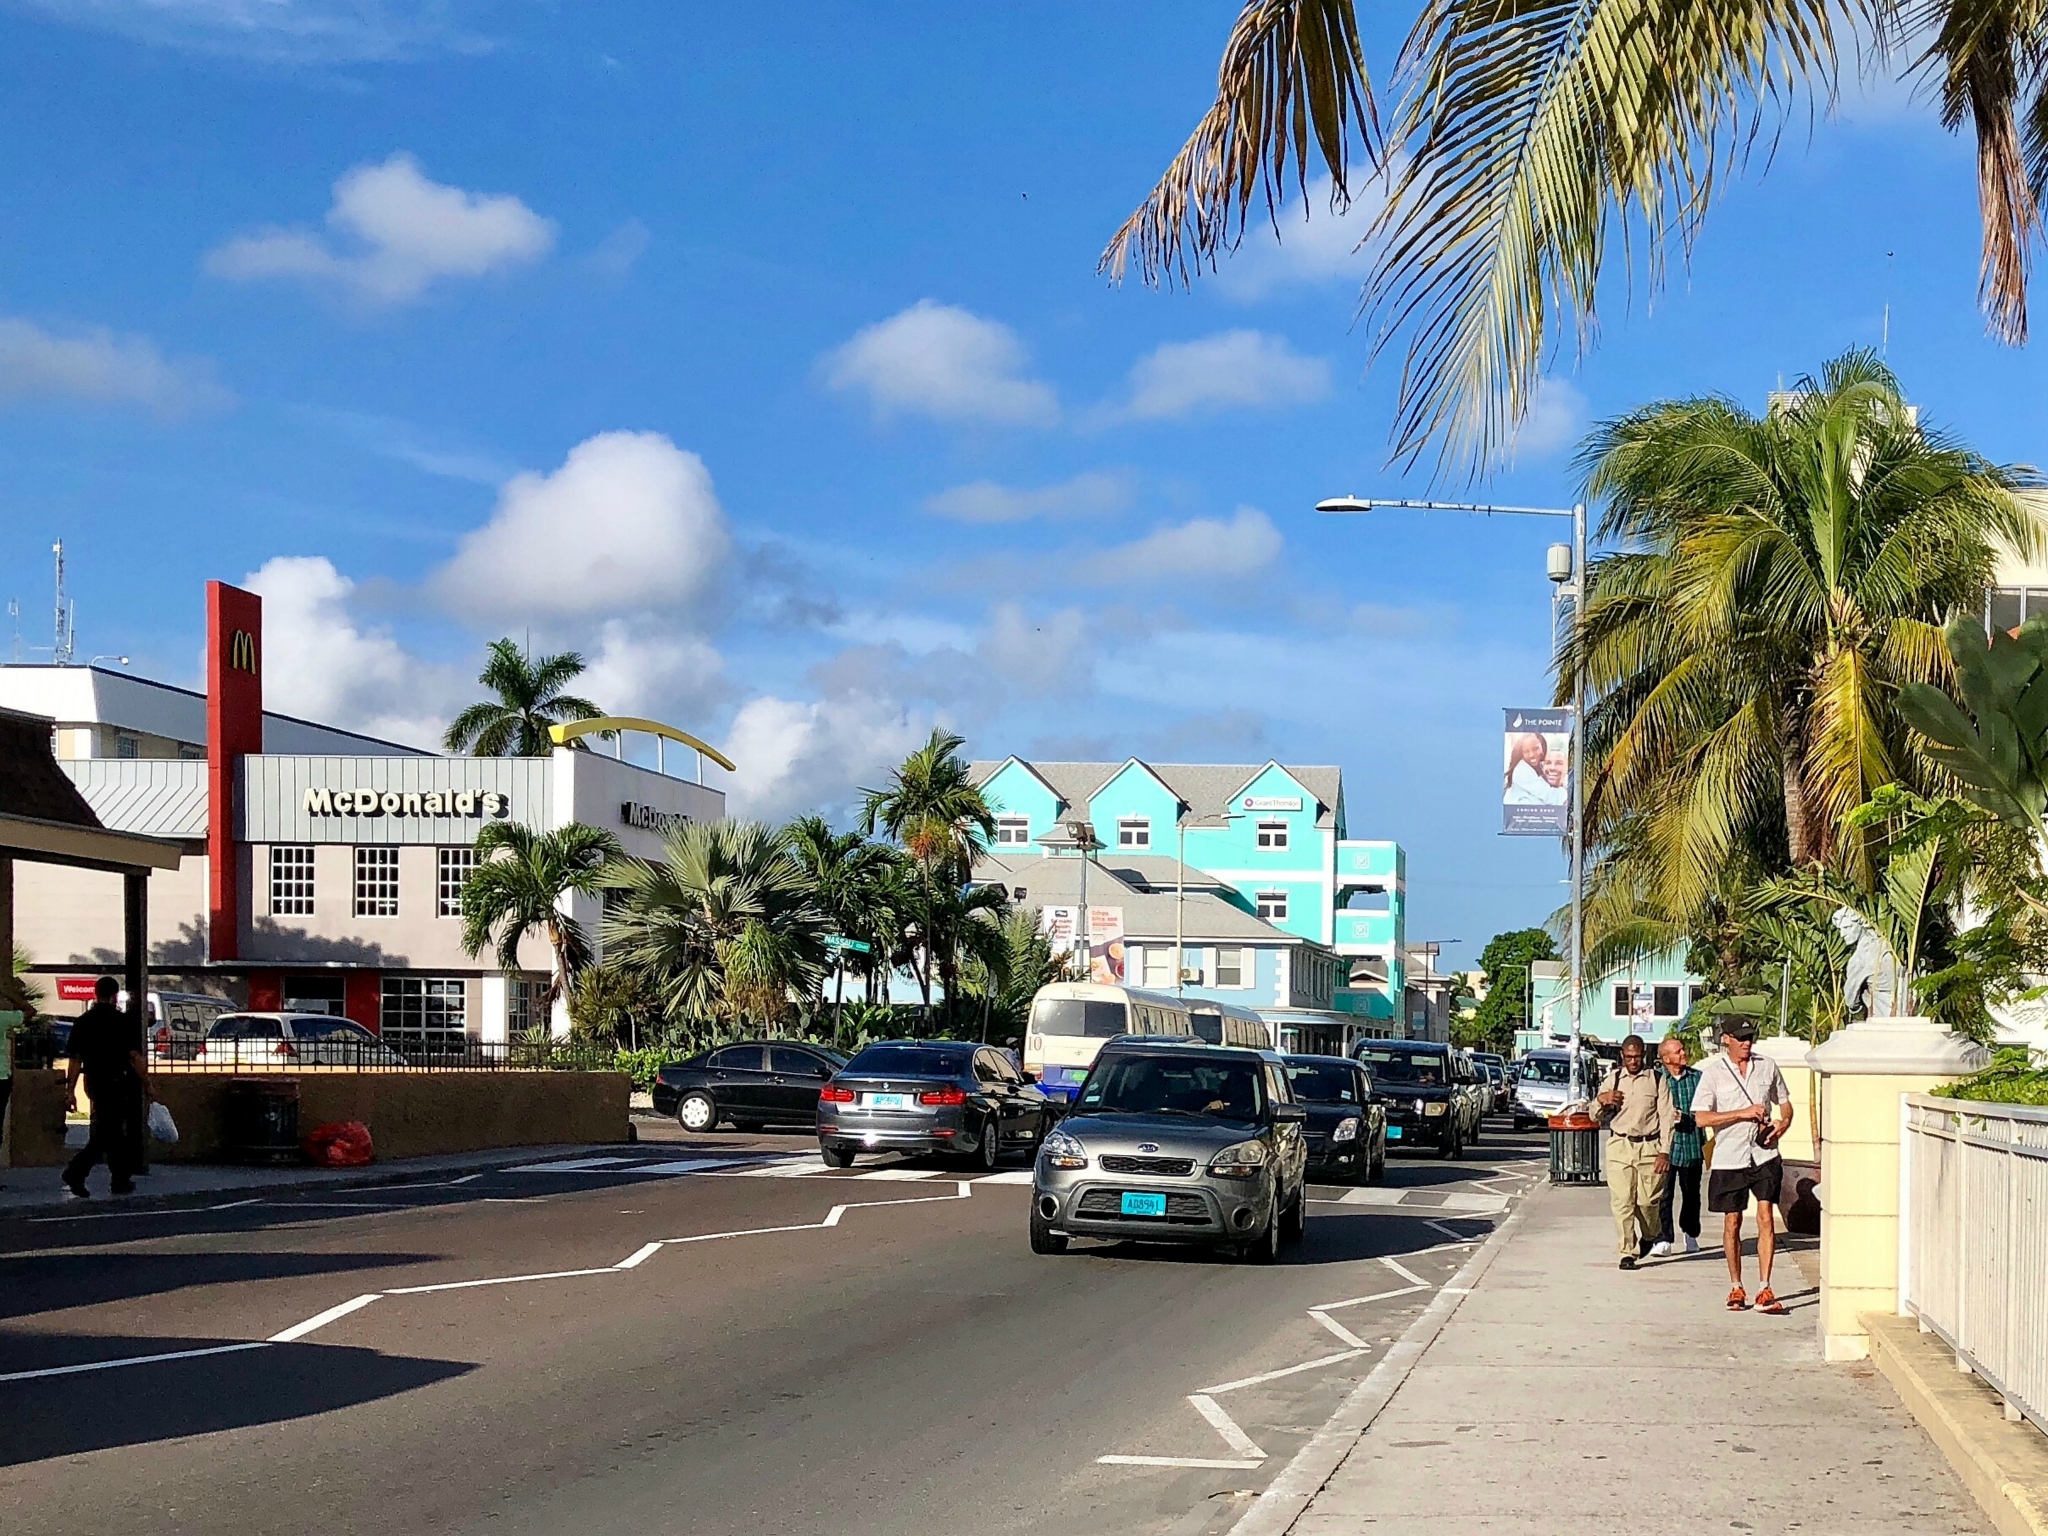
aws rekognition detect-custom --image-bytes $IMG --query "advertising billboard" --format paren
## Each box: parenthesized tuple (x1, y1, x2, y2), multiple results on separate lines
(1502, 707, 1572, 835)
(1086, 906, 1126, 985)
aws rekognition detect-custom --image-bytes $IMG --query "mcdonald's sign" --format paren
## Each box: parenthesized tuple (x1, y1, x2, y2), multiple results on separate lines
(228, 629, 258, 674)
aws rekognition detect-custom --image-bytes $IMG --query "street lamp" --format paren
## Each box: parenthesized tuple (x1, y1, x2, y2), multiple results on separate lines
(1315, 493, 1591, 1101)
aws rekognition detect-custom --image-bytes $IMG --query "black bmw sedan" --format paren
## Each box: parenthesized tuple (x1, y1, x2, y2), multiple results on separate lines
(653, 1040, 850, 1133)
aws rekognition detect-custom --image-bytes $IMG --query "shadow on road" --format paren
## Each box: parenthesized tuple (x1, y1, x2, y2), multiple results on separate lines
(1065, 1208, 1492, 1269)
(0, 1336, 474, 1465)
(0, 1250, 444, 1321)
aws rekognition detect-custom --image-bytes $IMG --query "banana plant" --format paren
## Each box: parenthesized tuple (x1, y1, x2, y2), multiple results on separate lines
(1897, 616, 2048, 832)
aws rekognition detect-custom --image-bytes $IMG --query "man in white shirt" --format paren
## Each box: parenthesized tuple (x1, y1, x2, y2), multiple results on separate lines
(1691, 1016, 1794, 1314)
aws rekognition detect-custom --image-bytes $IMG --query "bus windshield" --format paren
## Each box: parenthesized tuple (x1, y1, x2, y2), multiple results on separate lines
(1030, 998, 1129, 1038)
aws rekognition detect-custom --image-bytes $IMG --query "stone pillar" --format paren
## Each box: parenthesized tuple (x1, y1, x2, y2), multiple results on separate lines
(1807, 1017, 1988, 1362)
(1755, 1033, 1819, 1163)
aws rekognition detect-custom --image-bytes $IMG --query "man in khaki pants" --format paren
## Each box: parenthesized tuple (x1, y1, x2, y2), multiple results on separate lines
(1590, 1034, 1674, 1270)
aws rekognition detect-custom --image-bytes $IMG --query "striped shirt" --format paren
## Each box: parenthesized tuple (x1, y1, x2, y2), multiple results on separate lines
(1663, 1065, 1703, 1166)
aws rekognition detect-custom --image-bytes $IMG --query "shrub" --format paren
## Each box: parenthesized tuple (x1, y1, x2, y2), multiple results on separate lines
(1932, 1047, 2048, 1107)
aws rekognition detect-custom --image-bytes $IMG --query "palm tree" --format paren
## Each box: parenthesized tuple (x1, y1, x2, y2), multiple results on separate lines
(602, 820, 830, 1030)
(443, 638, 605, 757)
(1562, 350, 2041, 955)
(1106, 1, 2048, 472)
(861, 728, 996, 878)
(959, 910, 1078, 1042)
(459, 822, 622, 1021)
(785, 815, 900, 1012)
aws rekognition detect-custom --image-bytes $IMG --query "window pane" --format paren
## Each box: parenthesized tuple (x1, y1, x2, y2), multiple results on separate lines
(1654, 985, 1680, 1017)
(1613, 985, 1631, 1018)
(771, 1046, 827, 1076)
(708, 1046, 764, 1070)
(1216, 949, 1244, 986)
(437, 846, 476, 918)
(379, 976, 466, 1053)
(270, 846, 316, 917)
(355, 847, 400, 918)
(1992, 588, 2023, 634)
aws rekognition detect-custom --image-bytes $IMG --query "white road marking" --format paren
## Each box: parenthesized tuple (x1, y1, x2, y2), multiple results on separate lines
(1310, 1311, 1368, 1348)
(1201, 1348, 1368, 1395)
(973, 1170, 1034, 1185)
(1099, 1455, 1266, 1469)
(851, 1168, 945, 1181)
(1379, 1256, 1430, 1287)
(720, 1160, 834, 1178)
(269, 1293, 381, 1343)
(616, 1158, 755, 1176)
(613, 1243, 663, 1270)
(1189, 1393, 1267, 1459)
(497, 1156, 645, 1173)
(1315, 1284, 1425, 1313)
(1426, 1219, 1479, 1243)
(211, 1197, 266, 1211)
(0, 1341, 270, 1383)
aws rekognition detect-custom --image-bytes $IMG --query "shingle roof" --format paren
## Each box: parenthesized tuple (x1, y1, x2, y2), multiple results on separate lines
(971, 758, 1342, 829)
(0, 707, 104, 828)
(970, 853, 1316, 946)
(62, 760, 208, 839)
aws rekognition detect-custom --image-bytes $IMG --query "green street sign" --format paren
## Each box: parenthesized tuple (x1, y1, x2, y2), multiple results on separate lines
(823, 935, 872, 954)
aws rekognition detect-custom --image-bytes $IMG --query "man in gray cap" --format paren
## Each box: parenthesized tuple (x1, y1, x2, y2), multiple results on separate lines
(1692, 1016, 1794, 1313)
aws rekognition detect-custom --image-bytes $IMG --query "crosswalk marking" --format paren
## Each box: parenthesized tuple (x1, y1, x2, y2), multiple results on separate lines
(845, 1167, 944, 1181)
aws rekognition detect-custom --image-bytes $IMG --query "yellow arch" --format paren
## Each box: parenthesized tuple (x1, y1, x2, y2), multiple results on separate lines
(548, 716, 737, 773)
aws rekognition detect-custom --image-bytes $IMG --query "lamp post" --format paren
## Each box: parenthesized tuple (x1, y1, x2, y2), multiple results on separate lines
(1316, 494, 1590, 1102)
(1064, 818, 1105, 977)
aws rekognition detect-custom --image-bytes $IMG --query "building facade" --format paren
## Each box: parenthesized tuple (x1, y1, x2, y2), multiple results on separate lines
(4, 581, 725, 1043)
(1521, 948, 1706, 1053)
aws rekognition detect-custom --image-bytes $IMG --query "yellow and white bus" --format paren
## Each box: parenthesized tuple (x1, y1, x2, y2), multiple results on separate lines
(1186, 999, 1275, 1050)
(1022, 982, 1197, 1100)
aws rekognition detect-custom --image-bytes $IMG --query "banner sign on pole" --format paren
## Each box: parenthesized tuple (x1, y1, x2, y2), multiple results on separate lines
(1502, 707, 1572, 835)
(1085, 906, 1126, 984)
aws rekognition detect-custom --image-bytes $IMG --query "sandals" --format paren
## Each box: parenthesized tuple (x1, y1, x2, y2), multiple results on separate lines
(1727, 1287, 1748, 1311)
(1754, 1287, 1787, 1315)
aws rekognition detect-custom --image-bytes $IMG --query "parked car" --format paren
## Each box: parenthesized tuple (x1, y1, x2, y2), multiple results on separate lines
(1471, 1051, 1513, 1115)
(654, 1040, 851, 1132)
(1031, 1037, 1309, 1261)
(133, 989, 236, 1061)
(1510, 1048, 1602, 1130)
(1283, 1054, 1386, 1184)
(1353, 1040, 1483, 1158)
(818, 1040, 1050, 1169)
(196, 1012, 407, 1067)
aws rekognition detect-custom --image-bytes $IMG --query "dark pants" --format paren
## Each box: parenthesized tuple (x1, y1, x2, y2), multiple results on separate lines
(1658, 1158, 1702, 1243)
(65, 1077, 141, 1190)
(0, 1076, 12, 1177)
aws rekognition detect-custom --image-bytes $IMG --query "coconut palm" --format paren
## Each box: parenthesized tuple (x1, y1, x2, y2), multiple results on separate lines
(1562, 351, 2042, 954)
(459, 822, 622, 1019)
(443, 638, 605, 757)
(603, 820, 830, 1029)
(860, 728, 996, 878)
(1106, 0, 2048, 472)
(785, 815, 901, 1011)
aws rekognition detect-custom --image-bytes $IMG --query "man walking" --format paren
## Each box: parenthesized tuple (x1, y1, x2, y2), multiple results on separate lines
(1649, 1036, 1703, 1257)
(1692, 1016, 1794, 1313)
(1589, 1034, 1674, 1270)
(62, 976, 149, 1198)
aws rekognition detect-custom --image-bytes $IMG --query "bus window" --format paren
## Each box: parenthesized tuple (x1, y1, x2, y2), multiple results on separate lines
(1188, 1013, 1223, 1044)
(1029, 998, 1129, 1038)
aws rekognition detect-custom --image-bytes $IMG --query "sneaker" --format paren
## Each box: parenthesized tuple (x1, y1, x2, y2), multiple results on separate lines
(63, 1178, 90, 1200)
(1619, 1255, 1639, 1270)
(1683, 1234, 1701, 1255)
(1648, 1241, 1673, 1258)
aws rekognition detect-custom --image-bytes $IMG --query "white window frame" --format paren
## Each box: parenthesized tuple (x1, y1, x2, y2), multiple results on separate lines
(437, 846, 477, 919)
(1118, 817, 1151, 849)
(1214, 947, 1249, 988)
(1256, 820, 1289, 850)
(269, 845, 316, 916)
(380, 976, 467, 1052)
(1256, 890, 1288, 922)
(354, 846, 400, 918)
(1140, 947, 1174, 989)
(994, 816, 1030, 846)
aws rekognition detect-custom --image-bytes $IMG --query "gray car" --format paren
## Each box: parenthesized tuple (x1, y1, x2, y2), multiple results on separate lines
(1029, 1040, 1309, 1263)
(818, 1039, 1050, 1170)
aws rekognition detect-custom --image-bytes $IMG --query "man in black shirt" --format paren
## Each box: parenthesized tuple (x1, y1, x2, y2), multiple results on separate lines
(63, 976, 148, 1198)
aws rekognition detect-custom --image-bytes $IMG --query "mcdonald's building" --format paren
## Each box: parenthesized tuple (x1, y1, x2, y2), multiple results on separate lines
(0, 580, 727, 1045)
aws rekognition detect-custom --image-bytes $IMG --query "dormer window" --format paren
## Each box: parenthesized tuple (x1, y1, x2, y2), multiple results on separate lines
(994, 817, 1030, 846)
(1118, 817, 1151, 849)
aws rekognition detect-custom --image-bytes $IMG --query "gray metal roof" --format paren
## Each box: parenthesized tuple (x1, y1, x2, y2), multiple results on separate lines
(62, 759, 208, 838)
(971, 853, 1316, 946)
(971, 758, 1342, 830)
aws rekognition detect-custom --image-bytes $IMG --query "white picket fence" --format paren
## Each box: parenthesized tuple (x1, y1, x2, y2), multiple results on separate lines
(1899, 1093, 2048, 1434)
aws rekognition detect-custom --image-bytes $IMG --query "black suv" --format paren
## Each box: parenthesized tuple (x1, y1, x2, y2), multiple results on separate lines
(654, 1040, 850, 1132)
(1353, 1040, 1483, 1159)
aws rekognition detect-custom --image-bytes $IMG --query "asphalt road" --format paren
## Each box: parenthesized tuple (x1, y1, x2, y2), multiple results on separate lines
(0, 1121, 1543, 1536)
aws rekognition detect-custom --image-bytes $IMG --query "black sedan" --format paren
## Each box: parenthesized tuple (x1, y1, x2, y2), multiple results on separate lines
(1283, 1055, 1387, 1184)
(819, 1039, 1051, 1170)
(653, 1040, 851, 1133)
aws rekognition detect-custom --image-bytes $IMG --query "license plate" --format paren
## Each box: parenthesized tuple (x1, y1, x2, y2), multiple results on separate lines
(863, 1092, 911, 1110)
(1120, 1191, 1167, 1217)
(1386, 1126, 1403, 1140)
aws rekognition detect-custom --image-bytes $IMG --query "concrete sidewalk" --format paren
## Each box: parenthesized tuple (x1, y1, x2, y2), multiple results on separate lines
(1286, 1181, 1989, 1534)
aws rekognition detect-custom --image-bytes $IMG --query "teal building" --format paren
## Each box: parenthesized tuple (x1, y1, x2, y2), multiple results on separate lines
(971, 757, 1407, 1036)
(1521, 947, 1706, 1054)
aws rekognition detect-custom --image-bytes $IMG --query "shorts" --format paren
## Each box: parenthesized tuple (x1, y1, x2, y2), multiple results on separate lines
(1708, 1157, 1784, 1213)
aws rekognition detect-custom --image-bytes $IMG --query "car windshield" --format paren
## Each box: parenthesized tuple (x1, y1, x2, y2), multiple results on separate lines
(1030, 998, 1129, 1037)
(842, 1046, 969, 1078)
(1285, 1064, 1358, 1104)
(1358, 1048, 1445, 1086)
(1075, 1055, 1264, 1123)
(1520, 1057, 1572, 1084)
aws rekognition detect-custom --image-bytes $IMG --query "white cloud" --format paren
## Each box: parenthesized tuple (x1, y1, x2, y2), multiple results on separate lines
(922, 469, 1133, 524)
(1214, 174, 1382, 300)
(1086, 507, 1283, 583)
(581, 619, 725, 717)
(243, 555, 454, 748)
(822, 300, 1058, 426)
(585, 218, 651, 278)
(980, 602, 1089, 694)
(207, 153, 555, 307)
(715, 694, 932, 823)
(21, 1, 494, 62)
(0, 316, 229, 416)
(1118, 331, 1330, 421)
(1512, 376, 1587, 458)
(434, 431, 733, 624)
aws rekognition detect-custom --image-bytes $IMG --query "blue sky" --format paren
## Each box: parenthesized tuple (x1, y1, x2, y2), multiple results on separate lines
(0, 2, 2038, 969)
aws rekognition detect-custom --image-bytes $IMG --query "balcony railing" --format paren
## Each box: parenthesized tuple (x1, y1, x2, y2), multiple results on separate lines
(1899, 1093, 2048, 1435)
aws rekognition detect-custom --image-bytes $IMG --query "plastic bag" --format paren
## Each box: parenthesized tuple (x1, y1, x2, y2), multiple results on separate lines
(147, 1100, 179, 1145)
(301, 1120, 375, 1167)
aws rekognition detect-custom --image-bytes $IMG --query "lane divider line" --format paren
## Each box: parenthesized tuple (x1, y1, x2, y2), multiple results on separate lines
(1190, 1393, 1268, 1460)
(1202, 1348, 1369, 1396)
(269, 1294, 381, 1343)
(1378, 1256, 1429, 1287)
(0, 1341, 270, 1384)
(1310, 1312, 1368, 1349)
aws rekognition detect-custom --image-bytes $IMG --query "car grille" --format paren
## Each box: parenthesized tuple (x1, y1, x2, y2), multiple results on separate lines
(1073, 1189, 1212, 1225)
(1096, 1155, 1195, 1177)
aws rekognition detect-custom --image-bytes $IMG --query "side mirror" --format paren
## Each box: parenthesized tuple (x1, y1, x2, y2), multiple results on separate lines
(1021, 1070, 1039, 1084)
(1272, 1103, 1307, 1125)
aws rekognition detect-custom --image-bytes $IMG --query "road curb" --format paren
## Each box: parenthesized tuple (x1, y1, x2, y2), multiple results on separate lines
(1227, 1175, 1547, 1536)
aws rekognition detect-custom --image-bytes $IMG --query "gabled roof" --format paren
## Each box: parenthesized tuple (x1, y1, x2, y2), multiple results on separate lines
(974, 754, 1068, 810)
(972, 758, 1341, 830)
(969, 853, 1324, 947)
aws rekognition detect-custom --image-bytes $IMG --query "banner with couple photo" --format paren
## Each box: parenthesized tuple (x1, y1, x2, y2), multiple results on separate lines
(1502, 708, 1572, 835)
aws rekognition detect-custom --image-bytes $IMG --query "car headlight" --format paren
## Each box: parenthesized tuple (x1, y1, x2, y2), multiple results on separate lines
(1208, 1139, 1270, 1178)
(1041, 1129, 1087, 1169)
(1332, 1116, 1361, 1143)
(1423, 1102, 1448, 1117)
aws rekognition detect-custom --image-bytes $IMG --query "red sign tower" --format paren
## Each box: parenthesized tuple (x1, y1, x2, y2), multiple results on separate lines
(205, 581, 263, 961)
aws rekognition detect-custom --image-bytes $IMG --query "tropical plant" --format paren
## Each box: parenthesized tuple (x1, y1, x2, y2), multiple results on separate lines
(1108, 1, 2048, 472)
(443, 638, 606, 757)
(603, 820, 830, 1030)
(5, 944, 42, 1017)
(459, 821, 621, 1020)
(1563, 351, 2042, 953)
(567, 959, 657, 1047)
(957, 909, 1075, 1042)
(1934, 1047, 2048, 1106)
(1899, 614, 2048, 831)
(785, 814, 902, 1011)
(861, 727, 996, 877)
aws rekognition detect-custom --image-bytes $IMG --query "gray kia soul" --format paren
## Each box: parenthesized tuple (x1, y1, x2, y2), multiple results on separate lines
(1029, 1040, 1309, 1263)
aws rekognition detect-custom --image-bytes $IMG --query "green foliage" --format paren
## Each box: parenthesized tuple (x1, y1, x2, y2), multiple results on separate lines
(443, 638, 605, 757)
(957, 910, 1079, 1043)
(1932, 1048, 2048, 1107)
(460, 820, 622, 1012)
(567, 961, 657, 1046)
(1898, 616, 2048, 832)
(613, 1045, 695, 1093)
(1466, 928, 1557, 1053)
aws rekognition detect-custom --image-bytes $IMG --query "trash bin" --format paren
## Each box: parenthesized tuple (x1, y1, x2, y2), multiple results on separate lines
(1547, 1111, 1604, 1185)
(223, 1077, 302, 1163)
